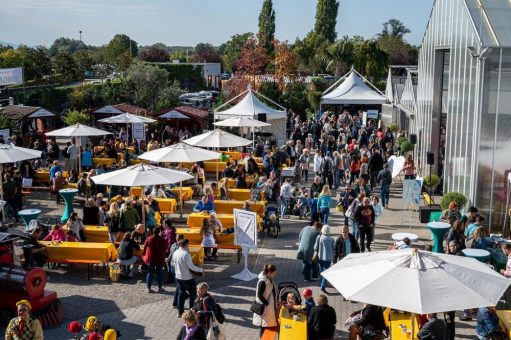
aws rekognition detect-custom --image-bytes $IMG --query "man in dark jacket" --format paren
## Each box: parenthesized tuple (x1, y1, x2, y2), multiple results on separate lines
(333, 225, 360, 263)
(377, 163, 393, 208)
(368, 149, 384, 190)
(309, 176, 323, 198)
(354, 197, 376, 252)
(349, 304, 387, 340)
(418, 313, 448, 340)
(308, 294, 336, 340)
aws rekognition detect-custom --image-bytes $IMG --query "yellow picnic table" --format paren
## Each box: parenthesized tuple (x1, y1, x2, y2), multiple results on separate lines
(497, 310, 511, 339)
(154, 198, 177, 214)
(224, 177, 255, 189)
(228, 188, 251, 201)
(214, 200, 266, 215)
(93, 158, 117, 168)
(187, 212, 262, 230)
(40, 241, 117, 263)
(175, 227, 235, 246)
(279, 306, 307, 340)
(171, 187, 194, 200)
(84, 225, 110, 243)
(224, 151, 242, 160)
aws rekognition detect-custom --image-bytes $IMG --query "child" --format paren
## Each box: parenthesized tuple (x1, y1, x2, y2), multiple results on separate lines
(65, 230, 79, 242)
(43, 225, 66, 242)
(267, 213, 278, 238)
(371, 195, 383, 223)
(285, 292, 299, 311)
(302, 288, 316, 314)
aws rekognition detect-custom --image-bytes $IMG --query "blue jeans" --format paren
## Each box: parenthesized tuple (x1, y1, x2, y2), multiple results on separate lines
(302, 260, 319, 281)
(280, 196, 289, 217)
(177, 278, 197, 314)
(318, 260, 331, 289)
(146, 264, 163, 289)
(352, 220, 360, 240)
(302, 169, 309, 181)
(320, 207, 330, 225)
(381, 184, 390, 207)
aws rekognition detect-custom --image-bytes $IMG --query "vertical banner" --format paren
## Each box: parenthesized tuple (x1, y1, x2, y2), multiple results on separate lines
(403, 177, 423, 206)
(0, 67, 23, 86)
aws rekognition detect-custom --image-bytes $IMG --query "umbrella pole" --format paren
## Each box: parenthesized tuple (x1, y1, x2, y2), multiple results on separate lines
(141, 189, 146, 225)
(411, 313, 415, 339)
(179, 182, 183, 218)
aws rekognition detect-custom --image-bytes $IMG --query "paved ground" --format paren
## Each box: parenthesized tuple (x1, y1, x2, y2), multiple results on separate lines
(6, 179, 478, 339)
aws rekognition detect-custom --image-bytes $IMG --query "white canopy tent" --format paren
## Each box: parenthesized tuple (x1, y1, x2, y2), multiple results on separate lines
(321, 69, 387, 105)
(214, 88, 287, 144)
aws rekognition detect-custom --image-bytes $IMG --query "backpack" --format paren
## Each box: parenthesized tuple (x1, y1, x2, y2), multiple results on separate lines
(322, 158, 332, 175)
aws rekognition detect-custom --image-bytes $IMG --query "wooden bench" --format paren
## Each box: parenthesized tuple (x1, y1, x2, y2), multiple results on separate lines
(193, 244, 242, 264)
(47, 259, 103, 280)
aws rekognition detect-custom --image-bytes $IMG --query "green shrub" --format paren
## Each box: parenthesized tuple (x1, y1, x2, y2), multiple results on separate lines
(400, 140, 414, 153)
(389, 123, 398, 133)
(397, 136, 408, 146)
(423, 174, 441, 187)
(440, 192, 468, 210)
(63, 109, 90, 125)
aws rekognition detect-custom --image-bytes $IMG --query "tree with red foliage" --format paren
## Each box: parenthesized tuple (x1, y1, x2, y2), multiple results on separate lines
(274, 40, 297, 90)
(138, 45, 169, 62)
(235, 37, 268, 75)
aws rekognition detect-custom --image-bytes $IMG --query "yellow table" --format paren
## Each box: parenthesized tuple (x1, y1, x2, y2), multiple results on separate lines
(497, 310, 511, 338)
(93, 158, 117, 168)
(40, 241, 117, 263)
(187, 212, 262, 231)
(64, 183, 77, 189)
(225, 177, 255, 189)
(175, 227, 235, 246)
(224, 151, 242, 160)
(171, 187, 194, 201)
(389, 310, 420, 340)
(154, 198, 177, 214)
(129, 187, 144, 197)
(228, 189, 251, 200)
(214, 200, 266, 215)
(132, 245, 204, 265)
(34, 171, 50, 184)
(279, 307, 307, 340)
(84, 225, 110, 243)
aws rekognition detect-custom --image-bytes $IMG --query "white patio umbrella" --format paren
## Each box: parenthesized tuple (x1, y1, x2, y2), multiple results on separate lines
(138, 142, 220, 217)
(90, 164, 193, 222)
(0, 144, 42, 199)
(214, 117, 271, 147)
(183, 129, 252, 181)
(46, 123, 112, 173)
(322, 248, 510, 314)
(99, 113, 156, 144)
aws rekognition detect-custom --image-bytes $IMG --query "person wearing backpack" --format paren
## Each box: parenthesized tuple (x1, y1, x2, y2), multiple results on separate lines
(193, 282, 225, 334)
(321, 152, 334, 188)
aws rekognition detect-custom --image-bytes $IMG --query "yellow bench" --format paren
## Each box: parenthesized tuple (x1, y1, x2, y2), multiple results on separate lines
(93, 158, 117, 168)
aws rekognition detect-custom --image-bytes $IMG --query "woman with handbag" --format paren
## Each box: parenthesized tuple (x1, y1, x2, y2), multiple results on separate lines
(252, 264, 278, 338)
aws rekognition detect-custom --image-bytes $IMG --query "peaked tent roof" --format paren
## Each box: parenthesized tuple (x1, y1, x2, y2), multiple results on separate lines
(0, 105, 56, 120)
(214, 89, 286, 120)
(92, 103, 148, 115)
(321, 70, 387, 105)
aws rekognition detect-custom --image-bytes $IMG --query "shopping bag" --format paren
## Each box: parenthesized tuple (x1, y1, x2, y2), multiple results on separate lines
(207, 314, 225, 340)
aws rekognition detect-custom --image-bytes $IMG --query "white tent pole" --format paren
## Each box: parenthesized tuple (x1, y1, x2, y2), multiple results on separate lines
(322, 69, 353, 95)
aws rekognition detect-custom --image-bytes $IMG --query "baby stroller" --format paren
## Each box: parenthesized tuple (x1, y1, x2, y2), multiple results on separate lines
(278, 282, 302, 305)
(264, 202, 280, 238)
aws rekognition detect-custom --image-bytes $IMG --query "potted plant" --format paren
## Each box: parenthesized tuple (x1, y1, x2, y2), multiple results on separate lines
(423, 174, 441, 193)
(440, 192, 468, 211)
(389, 123, 399, 133)
(397, 136, 408, 146)
(400, 141, 414, 154)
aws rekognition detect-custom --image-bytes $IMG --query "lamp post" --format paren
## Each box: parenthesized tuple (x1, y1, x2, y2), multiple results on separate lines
(79, 30, 82, 43)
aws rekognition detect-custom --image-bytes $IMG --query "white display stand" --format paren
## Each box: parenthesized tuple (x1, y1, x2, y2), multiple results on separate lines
(232, 209, 258, 281)
(402, 177, 423, 228)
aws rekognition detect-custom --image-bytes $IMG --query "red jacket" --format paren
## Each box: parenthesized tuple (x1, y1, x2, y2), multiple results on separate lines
(142, 234, 166, 267)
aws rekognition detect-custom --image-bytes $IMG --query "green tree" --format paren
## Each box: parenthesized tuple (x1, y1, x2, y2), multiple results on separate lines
(323, 37, 354, 76)
(63, 109, 90, 125)
(378, 34, 417, 65)
(314, 0, 339, 43)
(258, 82, 282, 103)
(53, 51, 79, 83)
(282, 83, 309, 116)
(156, 80, 187, 110)
(48, 37, 86, 57)
(258, 0, 276, 54)
(293, 32, 329, 73)
(103, 34, 138, 67)
(220, 33, 252, 73)
(30, 46, 52, 80)
(379, 19, 411, 39)
(0, 112, 19, 132)
(192, 43, 221, 63)
(74, 50, 94, 80)
(68, 83, 104, 110)
(122, 61, 169, 110)
(353, 39, 388, 81)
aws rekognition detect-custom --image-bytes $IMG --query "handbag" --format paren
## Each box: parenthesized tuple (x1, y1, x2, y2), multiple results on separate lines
(250, 301, 265, 315)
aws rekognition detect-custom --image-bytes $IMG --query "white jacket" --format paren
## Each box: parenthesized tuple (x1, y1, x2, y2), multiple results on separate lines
(252, 272, 278, 328)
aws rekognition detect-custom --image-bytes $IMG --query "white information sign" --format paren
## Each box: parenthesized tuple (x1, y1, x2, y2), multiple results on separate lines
(367, 109, 379, 119)
(234, 209, 258, 249)
(0, 67, 23, 86)
(403, 177, 423, 205)
(132, 123, 145, 141)
(388, 155, 406, 178)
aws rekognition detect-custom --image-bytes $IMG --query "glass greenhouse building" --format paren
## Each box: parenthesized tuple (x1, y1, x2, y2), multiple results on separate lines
(413, 0, 511, 229)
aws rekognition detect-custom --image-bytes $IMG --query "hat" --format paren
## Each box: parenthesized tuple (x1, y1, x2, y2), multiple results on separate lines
(321, 224, 331, 235)
(68, 321, 82, 333)
(302, 288, 313, 297)
(16, 300, 32, 311)
(103, 329, 117, 340)
(84, 316, 99, 331)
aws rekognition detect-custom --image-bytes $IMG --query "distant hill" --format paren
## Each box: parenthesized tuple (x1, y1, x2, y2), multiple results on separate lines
(0, 40, 18, 48)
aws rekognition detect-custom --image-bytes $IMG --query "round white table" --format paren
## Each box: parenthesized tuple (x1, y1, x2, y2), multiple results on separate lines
(392, 232, 419, 242)
(462, 248, 490, 262)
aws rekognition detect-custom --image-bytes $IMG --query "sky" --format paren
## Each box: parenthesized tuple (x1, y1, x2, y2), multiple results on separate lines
(0, 0, 434, 48)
